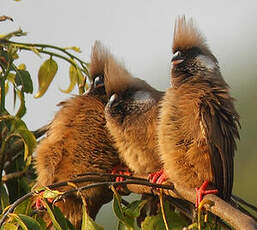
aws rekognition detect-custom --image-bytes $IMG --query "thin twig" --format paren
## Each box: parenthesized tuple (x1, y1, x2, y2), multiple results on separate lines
(75, 172, 149, 182)
(2, 169, 26, 182)
(0, 175, 173, 226)
(232, 194, 257, 213)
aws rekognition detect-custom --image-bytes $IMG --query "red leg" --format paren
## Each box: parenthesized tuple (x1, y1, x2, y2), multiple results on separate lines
(111, 165, 132, 182)
(148, 169, 167, 184)
(195, 181, 218, 207)
(34, 192, 54, 209)
(111, 165, 132, 191)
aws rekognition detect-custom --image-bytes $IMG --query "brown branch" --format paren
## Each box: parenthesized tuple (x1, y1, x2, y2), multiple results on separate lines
(2, 169, 26, 182)
(0, 172, 256, 230)
(126, 174, 257, 230)
(0, 175, 173, 226)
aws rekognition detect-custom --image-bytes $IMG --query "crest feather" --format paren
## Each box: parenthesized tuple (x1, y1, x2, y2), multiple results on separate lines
(104, 56, 135, 97)
(173, 16, 209, 53)
(90, 41, 111, 79)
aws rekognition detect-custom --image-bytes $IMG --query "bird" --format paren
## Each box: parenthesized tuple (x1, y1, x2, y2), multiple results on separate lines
(104, 54, 164, 177)
(34, 41, 123, 228)
(156, 16, 240, 207)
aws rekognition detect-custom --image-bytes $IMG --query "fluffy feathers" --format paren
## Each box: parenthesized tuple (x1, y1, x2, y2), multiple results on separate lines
(104, 55, 163, 175)
(159, 16, 240, 201)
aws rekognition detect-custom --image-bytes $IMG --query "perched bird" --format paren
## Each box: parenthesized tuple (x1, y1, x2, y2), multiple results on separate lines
(34, 41, 122, 228)
(157, 16, 240, 206)
(104, 55, 164, 176)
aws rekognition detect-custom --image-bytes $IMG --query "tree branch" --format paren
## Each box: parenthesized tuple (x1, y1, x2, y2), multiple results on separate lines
(126, 174, 257, 230)
(1, 172, 256, 229)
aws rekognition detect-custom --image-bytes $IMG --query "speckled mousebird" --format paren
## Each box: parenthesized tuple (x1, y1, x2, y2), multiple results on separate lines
(155, 16, 240, 206)
(104, 54, 164, 176)
(34, 41, 123, 228)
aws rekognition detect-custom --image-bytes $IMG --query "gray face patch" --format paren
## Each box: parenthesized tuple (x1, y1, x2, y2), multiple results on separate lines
(196, 55, 217, 71)
(132, 91, 155, 104)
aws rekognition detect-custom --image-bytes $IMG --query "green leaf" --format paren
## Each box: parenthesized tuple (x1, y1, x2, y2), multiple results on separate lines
(124, 200, 147, 219)
(52, 205, 69, 230)
(64, 46, 81, 53)
(0, 81, 9, 99)
(112, 192, 134, 229)
(81, 204, 104, 230)
(13, 198, 31, 215)
(15, 70, 33, 94)
(43, 189, 63, 199)
(15, 89, 26, 118)
(141, 201, 187, 230)
(141, 213, 165, 230)
(8, 213, 40, 230)
(0, 184, 10, 209)
(34, 58, 58, 98)
(34, 215, 47, 230)
(162, 200, 187, 229)
(42, 199, 63, 230)
(17, 64, 26, 70)
(16, 214, 42, 230)
(1, 222, 18, 230)
(7, 73, 16, 83)
(14, 126, 36, 161)
(117, 221, 131, 230)
(60, 64, 77, 93)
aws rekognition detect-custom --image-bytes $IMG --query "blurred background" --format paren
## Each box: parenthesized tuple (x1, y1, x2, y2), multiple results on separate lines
(2, 0, 257, 228)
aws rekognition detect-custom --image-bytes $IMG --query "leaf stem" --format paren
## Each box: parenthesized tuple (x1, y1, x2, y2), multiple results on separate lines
(5, 40, 89, 76)
(0, 76, 5, 113)
(17, 46, 89, 76)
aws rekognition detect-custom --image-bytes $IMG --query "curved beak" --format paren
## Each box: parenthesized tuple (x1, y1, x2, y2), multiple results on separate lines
(93, 75, 104, 88)
(108, 93, 119, 107)
(171, 52, 184, 65)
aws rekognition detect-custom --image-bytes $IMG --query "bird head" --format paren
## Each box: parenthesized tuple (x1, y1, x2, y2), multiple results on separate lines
(87, 41, 111, 103)
(171, 16, 221, 87)
(104, 56, 158, 125)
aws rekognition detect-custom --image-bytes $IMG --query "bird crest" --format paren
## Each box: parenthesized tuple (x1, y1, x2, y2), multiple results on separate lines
(90, 40, 111, 79)
(173, 16, 209, 53)
(104, 55, 135, 97)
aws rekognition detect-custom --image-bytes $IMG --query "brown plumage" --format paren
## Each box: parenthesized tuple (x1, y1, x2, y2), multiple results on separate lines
(158, 16, 240, 202)
(34, 41, 121, 228)
(104, 55, 164, 175)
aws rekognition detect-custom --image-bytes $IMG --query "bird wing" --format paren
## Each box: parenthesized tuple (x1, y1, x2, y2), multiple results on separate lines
(200, 95, 239, 200)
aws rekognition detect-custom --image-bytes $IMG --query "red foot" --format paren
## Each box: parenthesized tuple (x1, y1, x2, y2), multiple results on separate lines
(35, 192, 54, 209)
(112, 165, 132, 182)
(148, 169, 167, 184)
(111, 165, 132, 191)
(195, 181, 218, 208)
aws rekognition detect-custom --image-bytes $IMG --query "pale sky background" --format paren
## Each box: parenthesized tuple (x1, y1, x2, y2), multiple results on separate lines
(2, 0, 257, 228)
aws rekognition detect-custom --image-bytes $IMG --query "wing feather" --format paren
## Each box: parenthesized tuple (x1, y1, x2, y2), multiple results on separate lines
(200, 94, 239, 200)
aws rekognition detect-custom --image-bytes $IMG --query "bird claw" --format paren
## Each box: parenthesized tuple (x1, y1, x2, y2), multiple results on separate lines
(148, 169, 167, 184)
(195, 181, 218, 208)
(111, 165, 132, 191)
(34, 192, 54, 210)
(111, 165, 132, 182)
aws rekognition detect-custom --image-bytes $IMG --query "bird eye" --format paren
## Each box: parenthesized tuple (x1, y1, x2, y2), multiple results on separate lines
(93, 75, 104, 88)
